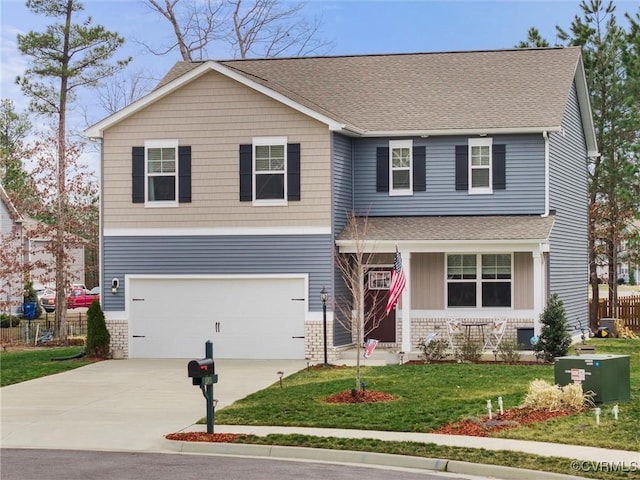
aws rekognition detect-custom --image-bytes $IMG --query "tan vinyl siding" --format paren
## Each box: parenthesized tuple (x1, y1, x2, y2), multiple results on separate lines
(514, 251, 533, 309)
(411, 253, 444, 309)
(102, 71, 331, 229)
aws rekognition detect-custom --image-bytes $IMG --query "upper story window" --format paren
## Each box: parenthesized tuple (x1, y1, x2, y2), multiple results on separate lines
(239, 139, 301, 205)
(468, 138, 492, 194)
(447, 253, 512, 308)
(376, 142, 425, 195)
(389, 140, 413, 195)
(146, 140, 178, 204)
(254, 138, 287, 203)
(131, 141, 191, 207)
(455, 139, 505, 194)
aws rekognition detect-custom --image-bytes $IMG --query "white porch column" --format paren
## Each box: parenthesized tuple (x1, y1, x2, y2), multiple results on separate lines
(401, 250, 412, 353)
(532, 249, 543, 336)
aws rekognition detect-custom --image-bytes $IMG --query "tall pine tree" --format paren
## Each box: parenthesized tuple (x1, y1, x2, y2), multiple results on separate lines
(16, 0, 130, 340)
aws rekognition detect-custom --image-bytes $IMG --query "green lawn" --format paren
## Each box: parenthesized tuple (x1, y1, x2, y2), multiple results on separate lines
(213, 338, 640, 480)
(216, 339, 639, 451)
(0, 347, 93, 386)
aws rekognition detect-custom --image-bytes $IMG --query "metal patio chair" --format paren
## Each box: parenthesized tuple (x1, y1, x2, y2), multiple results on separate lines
(484, 319, 507, 352)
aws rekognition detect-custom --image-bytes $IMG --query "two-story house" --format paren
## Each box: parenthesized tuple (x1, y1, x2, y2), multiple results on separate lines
(85, 47, 597, 360)
(1, 185, 86, 315)
(1, 184, 25, 315)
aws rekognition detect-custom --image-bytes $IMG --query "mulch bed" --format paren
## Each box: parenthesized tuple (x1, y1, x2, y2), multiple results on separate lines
(165, 432, 245, 443)
(431, 407, 579, 437)
(325, 389, 397, 403)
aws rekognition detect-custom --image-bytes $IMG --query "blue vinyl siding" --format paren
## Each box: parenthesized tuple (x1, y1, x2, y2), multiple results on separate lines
(331, 133, 355, 346)
(548, 83, 589, 330)
(353, 135, 546, 216)
(103, 234, 333, 312)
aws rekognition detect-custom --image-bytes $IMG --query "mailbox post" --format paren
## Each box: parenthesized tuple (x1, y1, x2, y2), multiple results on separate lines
(187, 340, 218, 433)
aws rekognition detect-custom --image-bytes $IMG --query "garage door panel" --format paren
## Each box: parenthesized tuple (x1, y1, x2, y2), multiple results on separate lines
(129, 277, 305, 359)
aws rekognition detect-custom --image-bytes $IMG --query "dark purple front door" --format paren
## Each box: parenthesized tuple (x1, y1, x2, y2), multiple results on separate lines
(363, 268, 396, 343)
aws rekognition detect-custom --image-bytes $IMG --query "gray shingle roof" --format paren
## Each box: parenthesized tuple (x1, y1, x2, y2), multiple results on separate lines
(157, 48, 582, 134)
(336, 215, 555, 242)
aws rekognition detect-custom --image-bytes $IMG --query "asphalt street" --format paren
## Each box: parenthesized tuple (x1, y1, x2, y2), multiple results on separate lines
(1, 449, 484, 480)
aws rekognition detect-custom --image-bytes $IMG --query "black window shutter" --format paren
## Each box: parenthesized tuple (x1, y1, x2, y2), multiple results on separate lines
(413, 146, 426, 192)
(287, 143, 301, 201)
(376, 147, 389, 192)
(492, 144, 506, 190)
(132, 147, 145, 203)
(178, 146, 192, 203)
(239, 144, 253, 202)
(455, 145, 468, 191)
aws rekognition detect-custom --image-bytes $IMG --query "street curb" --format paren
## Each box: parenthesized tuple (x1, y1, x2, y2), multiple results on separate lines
(164, 439, 586, 480)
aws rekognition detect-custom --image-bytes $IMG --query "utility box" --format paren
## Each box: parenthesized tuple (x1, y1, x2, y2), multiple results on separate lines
(554, 354, 630, 404)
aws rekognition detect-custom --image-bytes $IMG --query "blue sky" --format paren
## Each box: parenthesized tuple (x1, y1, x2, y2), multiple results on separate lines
(1, 0, 639, 127)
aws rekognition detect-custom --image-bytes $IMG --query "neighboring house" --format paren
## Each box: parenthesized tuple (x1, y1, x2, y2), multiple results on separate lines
(85, 47, 597, 360)
(0, 185, 85, 315)
(0, 184, 25, 315)
(21, 217, 86, 292)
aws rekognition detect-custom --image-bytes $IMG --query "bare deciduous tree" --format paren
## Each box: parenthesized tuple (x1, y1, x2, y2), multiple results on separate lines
(334, 213, 389, 391)
(91, 69, 156, 117)
(142, 0, 225, 60)
(228, 0, 329, 58)
(143, 0, 332, 60)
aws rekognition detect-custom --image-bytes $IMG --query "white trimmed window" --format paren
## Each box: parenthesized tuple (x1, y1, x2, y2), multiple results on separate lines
(146, 140, 178, 205)
(389, 140, 413, 195)
(447, 253, 512, 308)
(468, 138, 492, 194)
(253, 137, 287, 204)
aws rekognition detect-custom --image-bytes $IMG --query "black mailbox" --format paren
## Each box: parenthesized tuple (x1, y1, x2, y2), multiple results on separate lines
(188, 358, 215, 383)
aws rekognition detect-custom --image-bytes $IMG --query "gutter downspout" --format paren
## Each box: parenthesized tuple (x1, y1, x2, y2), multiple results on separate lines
(542, 131, 550, 217)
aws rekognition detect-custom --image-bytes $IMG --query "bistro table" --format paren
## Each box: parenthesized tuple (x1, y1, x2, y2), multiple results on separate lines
(461, 322, 490, 348)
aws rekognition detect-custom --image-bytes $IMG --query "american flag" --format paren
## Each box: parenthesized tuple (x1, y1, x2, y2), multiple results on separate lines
(385, 249, 406, 315)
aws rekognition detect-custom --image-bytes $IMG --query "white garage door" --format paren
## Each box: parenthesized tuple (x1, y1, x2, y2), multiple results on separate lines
(129, 277, 306, 359)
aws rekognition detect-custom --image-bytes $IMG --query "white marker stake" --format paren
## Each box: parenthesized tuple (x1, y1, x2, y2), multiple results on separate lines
(612, 405, 619, 421)
(498, 396, 504, 415)
(595, 407, 601, 425)
(487, 399, 492, 420)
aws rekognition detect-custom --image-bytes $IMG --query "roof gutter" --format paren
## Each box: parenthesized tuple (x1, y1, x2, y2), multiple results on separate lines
(362, 126, 563, 138)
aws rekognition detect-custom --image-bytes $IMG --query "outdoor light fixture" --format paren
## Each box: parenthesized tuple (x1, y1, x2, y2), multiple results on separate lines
(277, 371, 284, 388)
(320, 286, 328, 365)
(111, 278, 119, 295)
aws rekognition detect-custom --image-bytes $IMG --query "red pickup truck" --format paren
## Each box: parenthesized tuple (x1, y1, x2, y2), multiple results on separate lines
(67, 288, 100, 309)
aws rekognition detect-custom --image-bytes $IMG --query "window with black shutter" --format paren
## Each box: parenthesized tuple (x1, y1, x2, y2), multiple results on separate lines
(239, 138, 301, 204)
(132, 142, 191, 205)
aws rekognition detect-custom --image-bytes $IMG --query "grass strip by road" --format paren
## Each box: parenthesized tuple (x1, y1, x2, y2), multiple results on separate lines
(230, 434, 638, 480)
(0, 347, 92, 386)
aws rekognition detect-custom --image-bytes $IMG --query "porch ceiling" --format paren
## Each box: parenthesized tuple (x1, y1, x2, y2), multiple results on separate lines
(336, 215, 555, 244)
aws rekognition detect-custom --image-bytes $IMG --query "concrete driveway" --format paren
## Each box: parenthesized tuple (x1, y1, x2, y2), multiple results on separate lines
(1, 359, 306, 452)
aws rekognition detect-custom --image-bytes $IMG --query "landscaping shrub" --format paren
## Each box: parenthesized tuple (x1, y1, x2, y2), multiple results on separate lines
(0, 314, 21, 328)
(533, 294, 571, 362)
(522, 379, 595, 411)
(497, 340, 522, 363)
(454, 339, 483, 363)
(85, 300, 110, 358)
(417, 337, 448, 363)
